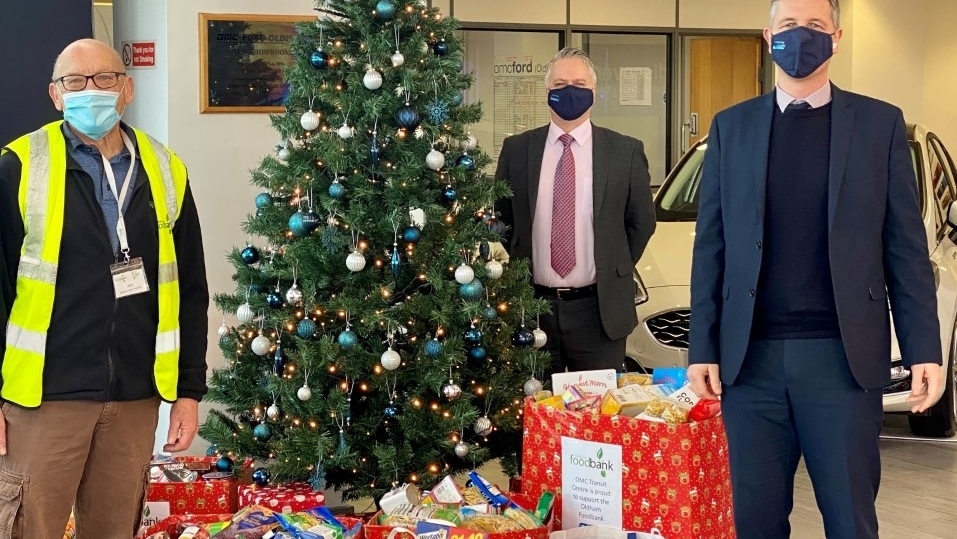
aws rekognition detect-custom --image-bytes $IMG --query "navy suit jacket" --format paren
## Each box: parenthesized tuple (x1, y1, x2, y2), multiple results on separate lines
(688, 85, 942, 390)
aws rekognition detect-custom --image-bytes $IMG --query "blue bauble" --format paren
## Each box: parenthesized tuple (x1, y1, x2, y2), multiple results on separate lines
(456, 154, 476, 171)
(255, 192, 272, 209)
(442, 186, 458, 203)
(289, 211, 321, 237)
(486, 217, 507, 236)
(424, 338, 444, 358)
(240, 246, 260, 265)
(468, 346, 488, 361)
(273, 347, 286, 376)
(248, 283, 267, 295)
(384, 404, 400, 418)
(310, 50, 329, 69)
(433, 41, 449, 56)
(205, 445, 218, 457)
(479, 240, 490, 260)
(482, 305, 498, 320)
(450, 92, 464, 107)
(253, 424, 271, 442)
(267, 291, 283, 309)
(297, 318, 317, 338)
(464, 327, 483, 347)
(375, 0, 396, 19)
(402, 226, 422, 243)
(328, 181, 346, 199)
(337, 329, 358, 349)
(252, 466, 271, 486)
(395, 104, 421, 130)
(458, 280, 484, 301)
(511, 326, 535, 347)
(215, 456, 234, 473)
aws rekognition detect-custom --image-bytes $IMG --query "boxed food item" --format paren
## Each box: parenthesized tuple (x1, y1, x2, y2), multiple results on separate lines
(599, 385, 656, 417)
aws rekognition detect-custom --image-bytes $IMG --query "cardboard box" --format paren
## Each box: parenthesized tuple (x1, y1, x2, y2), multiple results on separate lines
(521, 398, 735, 538)
(599, 386, 656, 417)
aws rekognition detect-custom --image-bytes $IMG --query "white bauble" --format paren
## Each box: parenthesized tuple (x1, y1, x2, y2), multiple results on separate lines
(420, 41, 430, 54)
(363, 69, 383, 90)
(461, 133, 478, 151)
(266, 404, 280, 420)
(454, 442, 469, 458)
(297, 384, 313, 401)
(426, 149, 445, 171)
(300, 110, 320, 131)
(251, 335, 272, 356)
(278, 147, 291, 161)
(532, 328, 548, 349)
(236, 303, 255, 324)
(391, 51, 405, 67)
(485, 259, 503, 280)
(409, 207, 426, 227)
(524, 377, 544, 396)
(474, 416, 493, 436)
(346, 250, 366, 272)
(454, 264, 474, 285)
(217, 323, 229, 338)
(285, 285, 304, 305)
(337, 124, 354, 139)
(381, 347, 401, 370)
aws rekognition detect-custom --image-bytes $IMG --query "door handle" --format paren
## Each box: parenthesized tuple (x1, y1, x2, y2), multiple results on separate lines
(680, 121, 691, 154)
(690, 113, 699, 136)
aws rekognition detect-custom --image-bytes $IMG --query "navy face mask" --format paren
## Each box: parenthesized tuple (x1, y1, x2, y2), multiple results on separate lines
(770, 26, 834, 79)
(547, 85, 594, 121)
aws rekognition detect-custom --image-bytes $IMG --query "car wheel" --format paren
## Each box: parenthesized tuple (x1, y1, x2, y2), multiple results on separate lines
(907, 352, 957, 438)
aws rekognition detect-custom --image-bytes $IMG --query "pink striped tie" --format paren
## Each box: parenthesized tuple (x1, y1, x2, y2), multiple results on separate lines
(551, 133, 576, 277)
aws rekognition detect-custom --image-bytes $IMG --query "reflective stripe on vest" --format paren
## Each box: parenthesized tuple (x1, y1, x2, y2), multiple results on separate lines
(1, 121, 186, 406)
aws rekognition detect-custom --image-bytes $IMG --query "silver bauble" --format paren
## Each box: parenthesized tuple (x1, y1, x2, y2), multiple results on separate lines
(285, 285, 304, 305)
(278, 147, 291, 161)
(266, 404, 280, 420)
(454, 442, 469, 458)
(337, 124, 354, 139)
(391, 51, 405, 67)
(532, 328, 548, 349)
(346, 250, 366, 272)
(524, 377, 544, 396)
(442, 383, 462, 400)
(461, 133, 478, 151)
(426, 149, 445, 171)
(454, 264, 475, 285)
(251, 335, 272, 356)
(363, 69, 383, 90)
(236, 303, 255, 324)
(474, 416, 493, 436)
(485, 259, 503, 280)
(300, 110, 320, 131)
(297, 384, 312, 401)
(381, 347, 401, 370)
(217, 323, 229, 338)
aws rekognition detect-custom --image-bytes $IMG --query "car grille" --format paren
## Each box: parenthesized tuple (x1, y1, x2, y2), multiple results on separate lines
(646, 310, 691, 348)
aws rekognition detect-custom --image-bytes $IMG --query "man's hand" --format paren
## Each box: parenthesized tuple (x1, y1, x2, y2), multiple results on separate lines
(164, 398, 199, 453)
(0, 407, 6, 456)
(688, 364, 722, 400)
(908, 363, 946, 413)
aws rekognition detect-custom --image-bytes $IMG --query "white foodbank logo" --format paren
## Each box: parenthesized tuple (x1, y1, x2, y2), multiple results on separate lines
(568, 448, 614, 477)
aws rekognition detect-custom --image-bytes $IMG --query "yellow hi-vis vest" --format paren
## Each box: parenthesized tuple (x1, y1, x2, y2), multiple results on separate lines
(1, 121, 186, 407)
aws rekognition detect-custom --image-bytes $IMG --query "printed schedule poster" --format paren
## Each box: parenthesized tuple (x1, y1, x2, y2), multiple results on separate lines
(560, 437, 623, 529)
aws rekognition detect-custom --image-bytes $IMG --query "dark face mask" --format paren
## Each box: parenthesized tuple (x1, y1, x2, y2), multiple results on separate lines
(547, 85, 594, 121)
(770, 26, 834, 79)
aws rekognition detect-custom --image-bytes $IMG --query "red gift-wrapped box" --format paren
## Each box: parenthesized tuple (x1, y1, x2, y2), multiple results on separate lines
(146, 457, 240, 515)
(363, 492, 552, 539)
(238, 482, 326, 513)
(136, 513, 233, 539)
(521, 398, 735, 538)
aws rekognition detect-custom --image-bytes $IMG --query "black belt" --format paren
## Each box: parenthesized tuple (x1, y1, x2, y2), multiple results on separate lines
(533, 283, 598, 301)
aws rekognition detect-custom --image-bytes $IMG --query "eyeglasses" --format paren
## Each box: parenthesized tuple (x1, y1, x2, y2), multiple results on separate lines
(55, 72, 126, 92)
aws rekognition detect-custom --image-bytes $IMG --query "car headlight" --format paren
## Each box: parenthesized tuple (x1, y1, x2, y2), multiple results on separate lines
(634, 271, 649, 306)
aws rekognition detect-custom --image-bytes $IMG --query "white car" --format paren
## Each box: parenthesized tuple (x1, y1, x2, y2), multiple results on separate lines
(627, 124, 957, 437)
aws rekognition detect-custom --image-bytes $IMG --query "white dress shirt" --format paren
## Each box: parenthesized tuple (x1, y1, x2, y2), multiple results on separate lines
(532, 121, 596, 288)
(776, 81, 833, 112)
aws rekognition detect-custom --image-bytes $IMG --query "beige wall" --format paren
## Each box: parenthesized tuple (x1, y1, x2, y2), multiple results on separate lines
(570, 0, 676, 28)
(454, 0, 566, 25)
(678, 0, 769, 30)
(924, 0, 957, 147)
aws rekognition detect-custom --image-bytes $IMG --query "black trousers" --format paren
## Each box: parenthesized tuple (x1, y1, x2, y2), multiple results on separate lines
(722, 338, 883, 539)
(537, 294, 626, 376)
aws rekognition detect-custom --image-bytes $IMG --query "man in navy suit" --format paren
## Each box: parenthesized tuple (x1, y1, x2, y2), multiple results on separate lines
(688, 0, 944, 537)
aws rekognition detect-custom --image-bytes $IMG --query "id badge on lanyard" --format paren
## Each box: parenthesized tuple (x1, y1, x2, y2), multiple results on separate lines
(104, 132, 150, 299)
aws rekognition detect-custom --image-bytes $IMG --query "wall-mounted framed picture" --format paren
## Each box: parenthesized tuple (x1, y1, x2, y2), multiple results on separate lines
(199, 13, 312, 113)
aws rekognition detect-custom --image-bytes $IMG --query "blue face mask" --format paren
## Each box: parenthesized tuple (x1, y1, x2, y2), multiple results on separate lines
(770, 26, 834, 79)
(547, 85, 594, 121)
(60, 89, 123, 140)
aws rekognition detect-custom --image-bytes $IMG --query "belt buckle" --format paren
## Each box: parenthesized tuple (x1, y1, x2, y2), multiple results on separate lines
(555, 287, 571, 300)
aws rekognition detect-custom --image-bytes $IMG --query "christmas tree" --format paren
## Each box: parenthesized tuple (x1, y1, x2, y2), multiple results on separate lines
(199, 0, 550, 501)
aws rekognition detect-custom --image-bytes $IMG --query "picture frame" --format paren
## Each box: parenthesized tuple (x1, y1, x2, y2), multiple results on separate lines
(198, 13, 313, 113)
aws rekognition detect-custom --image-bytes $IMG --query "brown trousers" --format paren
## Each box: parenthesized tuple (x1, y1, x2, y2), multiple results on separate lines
(0, 398, 160, 539)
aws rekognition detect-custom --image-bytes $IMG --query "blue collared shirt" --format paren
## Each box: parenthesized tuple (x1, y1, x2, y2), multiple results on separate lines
(62, 123, 138, 254)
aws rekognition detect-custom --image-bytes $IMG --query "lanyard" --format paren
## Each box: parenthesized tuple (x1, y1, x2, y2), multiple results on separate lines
(101, 131, 137, 263)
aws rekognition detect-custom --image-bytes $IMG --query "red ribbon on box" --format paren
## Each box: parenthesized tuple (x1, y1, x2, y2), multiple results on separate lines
(521, 398, 736, 539)
(238, 482, 326, 513)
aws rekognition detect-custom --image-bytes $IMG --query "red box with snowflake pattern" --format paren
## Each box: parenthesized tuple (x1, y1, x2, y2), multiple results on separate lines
(521, 398, 736, 538)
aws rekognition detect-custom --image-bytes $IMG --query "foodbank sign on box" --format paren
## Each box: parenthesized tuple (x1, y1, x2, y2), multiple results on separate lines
(561, 437, 623, 529)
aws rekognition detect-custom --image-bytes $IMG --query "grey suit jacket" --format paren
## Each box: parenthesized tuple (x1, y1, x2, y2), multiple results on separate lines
(496, 123, 656, 340)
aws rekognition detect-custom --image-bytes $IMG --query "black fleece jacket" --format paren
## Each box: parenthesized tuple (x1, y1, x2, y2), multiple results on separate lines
(0, 130, 209, 404)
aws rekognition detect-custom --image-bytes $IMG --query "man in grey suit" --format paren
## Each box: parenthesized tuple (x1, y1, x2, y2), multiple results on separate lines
(497, 47, 656, 374)
(688, 1, 944, 537)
